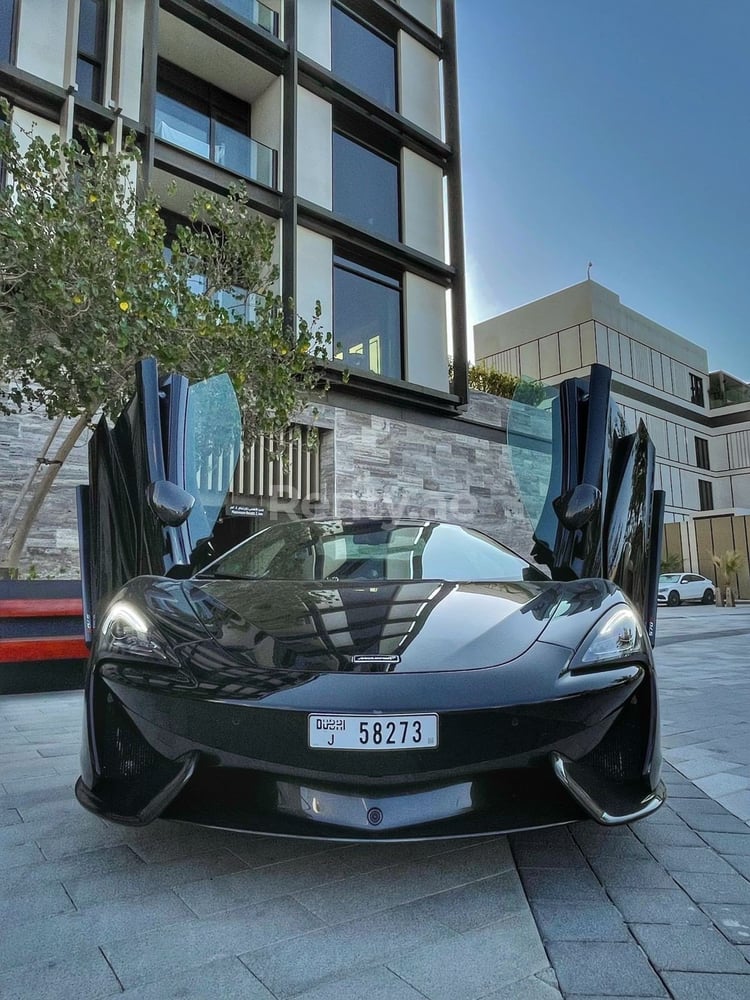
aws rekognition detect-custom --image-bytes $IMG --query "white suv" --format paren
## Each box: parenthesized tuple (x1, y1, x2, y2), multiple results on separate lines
(658, 573, 716, 607)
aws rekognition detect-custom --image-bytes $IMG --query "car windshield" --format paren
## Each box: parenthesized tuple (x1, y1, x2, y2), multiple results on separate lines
(659, 574, 681, 583)
(200, 519, 544, 583)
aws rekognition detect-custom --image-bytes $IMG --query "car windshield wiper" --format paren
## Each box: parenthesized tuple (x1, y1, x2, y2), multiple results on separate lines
(194, 571, 263, 581)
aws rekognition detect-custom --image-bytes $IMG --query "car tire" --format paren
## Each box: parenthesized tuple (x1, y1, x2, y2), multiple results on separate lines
(702, 588, 715, 604)
(667, 590, 680, 607)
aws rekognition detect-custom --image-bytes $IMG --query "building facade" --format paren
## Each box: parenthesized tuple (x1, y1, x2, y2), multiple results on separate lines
(1, 0, 468, 402)
(475, 280, 750, 591)
(2, 1, 540, 576)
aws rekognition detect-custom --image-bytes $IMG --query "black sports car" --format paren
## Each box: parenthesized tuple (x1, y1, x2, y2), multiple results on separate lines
(75, 360, 666, 839)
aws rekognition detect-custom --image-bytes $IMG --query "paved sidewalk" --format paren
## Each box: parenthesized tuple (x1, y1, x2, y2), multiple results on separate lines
(0, 606, 749, 999)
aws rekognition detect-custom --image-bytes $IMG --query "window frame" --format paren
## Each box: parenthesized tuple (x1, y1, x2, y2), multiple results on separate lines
(332, 128, 401, 242)
(155, 59, 260, 180)
(695, 436, 710, 471)
(76, 0, 109, 105)
(690, 373, 705, 408)
(332, 252, 403, 381)
(331, 2, 398, 112)
(698, 478, 713, 511)
(0, 0, 19, 65)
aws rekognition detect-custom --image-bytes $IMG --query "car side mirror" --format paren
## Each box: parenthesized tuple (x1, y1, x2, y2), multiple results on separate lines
(147, 480, 195, 527)
(553, 483, 601, 531)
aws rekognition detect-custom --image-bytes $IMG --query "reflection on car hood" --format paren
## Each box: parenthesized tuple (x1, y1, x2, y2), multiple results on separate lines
(184, 577, 619, 673)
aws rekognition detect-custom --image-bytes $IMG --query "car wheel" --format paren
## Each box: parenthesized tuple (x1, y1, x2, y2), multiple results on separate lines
(667, 590, 680, 607)
(702, 588, 715, 604)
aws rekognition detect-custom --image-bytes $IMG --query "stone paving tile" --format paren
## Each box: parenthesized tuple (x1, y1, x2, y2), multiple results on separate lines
(105, 896, 323, 990)
(0, 807, 21, 827)
(687, 812, 750, 834)
(718, 789, 750, 821)
(0, 809, 110, 850)
(697, 831, 750, 854)
(479, 975, 562, 1000)
(645, 844, 737, 874)
(292, 837, 514, 925)
(35, 742, 81, 757)
(660, 971, 750, 999)
(290, 965, 434, 1000)
(631, 922, 749, 973)
(511, 839, 588, 869)
(0, 946, 121, 1000)
(606, 886, 709, 925)
(587, 855, 677, 889)
(241, 900, 458, 999)
(0, 879, 75, 925)
(402, 869, 528, 932)
(124, 824, 336, 867)
(116, 956, 275, 1000)
(518, 865, 607, 903)
(544, 940, 667, 997)
(385, 911, 549, 1000)
(695, 772, 750, 798)
(700, 903, 750, 944)
(673, 871, 750, 905)
(634, 823, 707, 847)
(531, 899, 630, 941)
(0, 840, 45, 870)
(0, 890, 196, 972)
(65, 849, 248, 907)
(1, 770, 74, 797)
(728, 855, 750, 879)
(34, 822, 132, 860)
(0, 844, 144, 898)
(177, 847, 371, 919)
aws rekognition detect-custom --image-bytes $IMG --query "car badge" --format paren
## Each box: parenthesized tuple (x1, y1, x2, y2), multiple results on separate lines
(351, 654, 401, 665)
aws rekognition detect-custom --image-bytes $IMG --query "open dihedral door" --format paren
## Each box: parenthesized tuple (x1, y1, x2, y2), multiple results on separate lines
(77, 358, 241, 643)
(508, 363, 665, 644)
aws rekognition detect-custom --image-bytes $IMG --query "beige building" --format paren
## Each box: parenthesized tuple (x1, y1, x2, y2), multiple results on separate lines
(475, 280, 750, 587)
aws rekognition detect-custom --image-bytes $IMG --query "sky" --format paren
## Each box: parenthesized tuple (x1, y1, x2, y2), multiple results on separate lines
(455, 0, 750, 377)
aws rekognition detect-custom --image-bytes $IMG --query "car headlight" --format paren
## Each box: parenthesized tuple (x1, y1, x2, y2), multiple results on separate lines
(573, 606, 646, 667)
(98, 601, 171, 662)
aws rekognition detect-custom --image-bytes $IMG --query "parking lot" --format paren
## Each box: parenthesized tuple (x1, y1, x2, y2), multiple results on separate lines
(1, 605, 749, 999)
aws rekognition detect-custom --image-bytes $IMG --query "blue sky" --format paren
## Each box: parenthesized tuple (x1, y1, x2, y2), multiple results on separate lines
(456, 1, 750, 377)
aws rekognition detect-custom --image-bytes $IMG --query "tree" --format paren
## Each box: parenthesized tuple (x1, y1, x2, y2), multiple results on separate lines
(711, 549, 744, 608)
(0, 106, 327, 574)
(660, 551, 683, 573)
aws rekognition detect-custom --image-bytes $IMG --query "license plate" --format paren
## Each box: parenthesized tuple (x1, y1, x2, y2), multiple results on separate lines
(308, 714, 438, 750)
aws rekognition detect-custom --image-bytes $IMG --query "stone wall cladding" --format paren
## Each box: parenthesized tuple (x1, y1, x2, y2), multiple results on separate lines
(0, 389, 541, 576)
(0, 410, 90, 578)
(317, 390, 535, 557)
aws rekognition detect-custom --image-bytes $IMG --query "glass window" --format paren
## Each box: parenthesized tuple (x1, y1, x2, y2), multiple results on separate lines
(333, 131, 399, 241)
(0, 0, 16, 63)
(333, 257, 401, 379)
(695, 436, 710, 470)
(215, 0, 279, 36)
(155, 61, 277, 187)
(331, 4, 396, 110)
(698, 479, 713, 511)
(77, 0, 107, 103)
(690, 373, 705, 407)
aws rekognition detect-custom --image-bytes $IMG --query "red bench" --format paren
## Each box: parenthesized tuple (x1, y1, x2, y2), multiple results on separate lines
(0, 598, 89, 663)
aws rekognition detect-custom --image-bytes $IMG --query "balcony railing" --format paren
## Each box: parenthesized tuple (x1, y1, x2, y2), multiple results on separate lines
(212, 0, 279, 36)
(155, 103, 277, 189)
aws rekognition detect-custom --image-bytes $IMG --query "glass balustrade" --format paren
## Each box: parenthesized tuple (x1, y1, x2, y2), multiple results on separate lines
(213, 0, 278, 35)
(155, 96, 277, 188)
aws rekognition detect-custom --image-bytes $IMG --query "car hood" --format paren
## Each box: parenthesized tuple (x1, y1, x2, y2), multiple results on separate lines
(183, 577, 620, 673)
